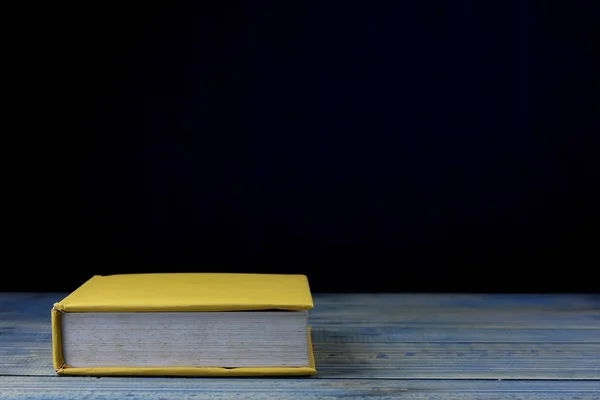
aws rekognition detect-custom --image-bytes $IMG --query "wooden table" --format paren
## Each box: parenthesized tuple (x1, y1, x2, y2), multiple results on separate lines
(1, 293, 599, 399)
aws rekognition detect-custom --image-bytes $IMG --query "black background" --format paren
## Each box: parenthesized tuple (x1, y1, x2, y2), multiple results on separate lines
(6, 1, 599, 293)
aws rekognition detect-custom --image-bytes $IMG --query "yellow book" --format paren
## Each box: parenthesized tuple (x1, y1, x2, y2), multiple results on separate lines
(52, 273, 316, 376)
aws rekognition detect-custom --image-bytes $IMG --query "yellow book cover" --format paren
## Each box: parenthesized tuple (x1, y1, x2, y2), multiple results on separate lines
(51, 273, 316, 377)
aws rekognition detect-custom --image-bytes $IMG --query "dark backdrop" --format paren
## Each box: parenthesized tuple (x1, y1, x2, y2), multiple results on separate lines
(7, 1, 599, 293)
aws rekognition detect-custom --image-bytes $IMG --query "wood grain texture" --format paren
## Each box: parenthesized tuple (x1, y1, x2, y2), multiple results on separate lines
(1, 292, 599, 398)
(1, 377, 599, 400)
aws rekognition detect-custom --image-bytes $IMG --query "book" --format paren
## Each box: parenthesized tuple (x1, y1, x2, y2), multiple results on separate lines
(51, 273, 316, 376)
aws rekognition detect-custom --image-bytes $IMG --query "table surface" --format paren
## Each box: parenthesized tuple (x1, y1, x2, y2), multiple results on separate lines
(1, 293, 599, 399)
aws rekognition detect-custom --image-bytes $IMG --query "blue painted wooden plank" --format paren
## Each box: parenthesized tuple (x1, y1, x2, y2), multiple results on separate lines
(313, 293, 600, 308)
(313, 343, 600, 379)
(311, 327, 600, 343)
(309, 308, 600, 329)
(1, 377, 600, 400)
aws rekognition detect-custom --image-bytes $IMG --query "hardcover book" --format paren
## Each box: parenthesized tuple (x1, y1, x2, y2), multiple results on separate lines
(51, 273, 316, 376)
